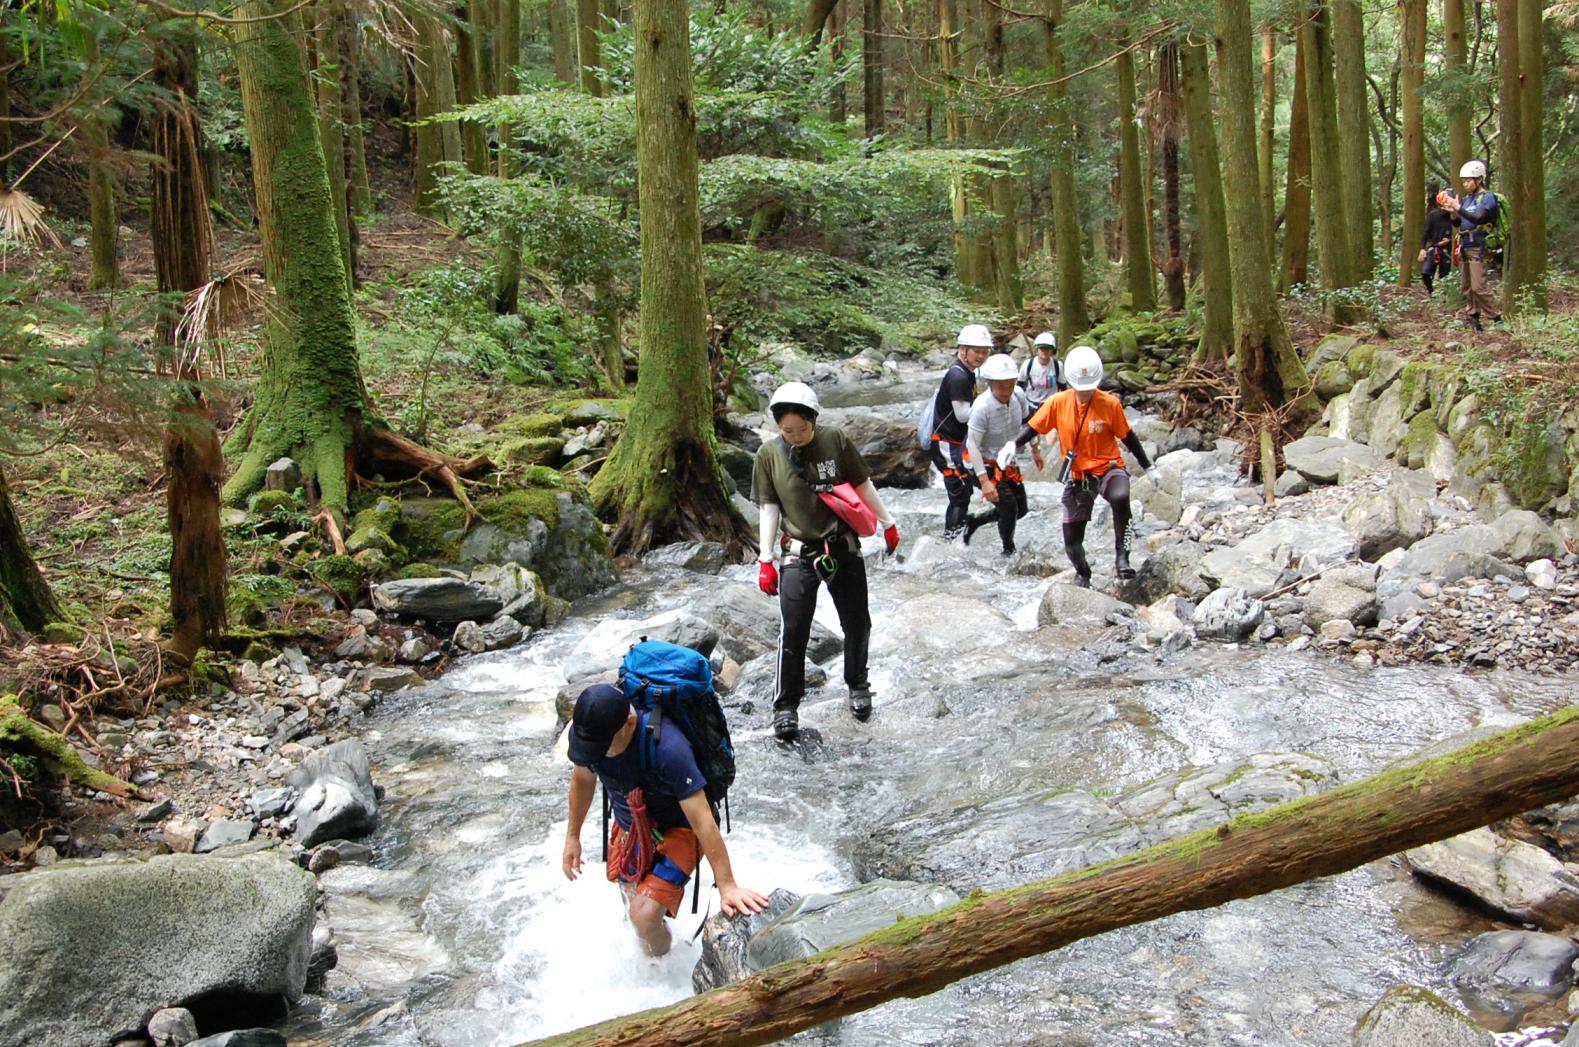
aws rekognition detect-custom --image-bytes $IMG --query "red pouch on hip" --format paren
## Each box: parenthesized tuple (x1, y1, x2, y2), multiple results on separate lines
(817, 482, 878, 537)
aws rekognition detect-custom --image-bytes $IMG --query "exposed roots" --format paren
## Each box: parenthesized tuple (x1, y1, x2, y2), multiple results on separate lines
(1153, 360, 1304, 484)
(352, 425, 493, 518)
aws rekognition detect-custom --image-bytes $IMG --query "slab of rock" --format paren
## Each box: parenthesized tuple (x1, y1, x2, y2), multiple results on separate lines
(469, 563, 546, 626)
(1037, 584, 1134, 627)
(0, 851, 315, 1045)
(644, 541, 730, 574)
(187, 1033, 287, 1047)
(1451, 930, 1579, 1028)
(1405, 827, 1579, 930)
(694, 879, 960, 993)
(560, 608, 721, 681)
(263, 458, 301, 493)
(479, 616, 526, 650)
(196, 819, 257, 855)
(1353, 986, 1492, 1047)
(370, 578, 505, 622)
(1342, 484, 1433, 561)
(1202, 519, 1357, 597)
(285, 739, 378, 848)
(1193, 587, 1265, 641)
(1283, 436, 1379, 485)
(1489, 510, 1564, 564)
(1304, 565, 1380, 628)
(360, 666, 422, 692)
(694, 584, 842, 664)
(1117, 540, 1213, 604)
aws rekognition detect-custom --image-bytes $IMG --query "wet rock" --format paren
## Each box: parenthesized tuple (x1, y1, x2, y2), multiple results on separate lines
(1489, 510, 1564, 564)
(306, 839, 375, 874)
(263, 458, 301, 493)
(197, 819, 257, 854)
(186, 1033, 287, 1047)
(1118, 539, 1213, 604)
(1352, 985, 1491, 1047)
(727, 653, 824, 711)
(480, 616, 526, 651)
(0, 850, 316, 1046)
(1451, 930, 1579, 1029)
(148, 1006, 199, 1047)
(825, 410, 932, 489)
(694, 585, 842, 664)
(1405, 827, 1579, 930)
(1342, 483, 1433, 561)
(469, 563, 546, 626)
(1037, 584, 1133, 627)
(370, 578, 505, 622)
(693, 879, 960, 993)
(1304, 565, 1380, 628)
(1193, 587, 1265, 642)
(360, 667, 422, 692)
(1283, 436, 1379, 485)
(452, 620, 487, 654)
(304, 922, 338, 993)
(561, 608, 720, 680)
(286, 739, 378, 848)
(644, 541, 730, 574)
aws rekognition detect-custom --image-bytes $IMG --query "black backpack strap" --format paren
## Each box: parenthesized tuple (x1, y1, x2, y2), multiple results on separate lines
(600, 782, 609, 863)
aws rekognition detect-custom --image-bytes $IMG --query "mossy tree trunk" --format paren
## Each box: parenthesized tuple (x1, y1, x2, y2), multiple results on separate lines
(1215, 0, 1317, 426)
(938, 0, 972, 290)
(1333, 0, 1371, 278)
(1116, 44, 1155, 312)
(152, 29, 227, 661)
(577, 0, 605, 96)
(83, 32, 121, 292)
(310, 0, 355, 289)
(1042, 0, 1088, 347)
(589, 0, 746, 555)
(1496, 0, 1525, 306)
(1398, 0, 1425, 287)
(1158, 42, 1185, 312)
(517, 705, 1579, 1047)
(1278, 27, 1312, 292)
(1301, 1, 1361, 324)
(1258, 28, 1276, 264)
(0, 469, 59, 640)
(1444, 0, 1471, 179)
(339, 6, 373, 217)
(1517, 0, 1545, 309)
(1180, 40, 1232, 361)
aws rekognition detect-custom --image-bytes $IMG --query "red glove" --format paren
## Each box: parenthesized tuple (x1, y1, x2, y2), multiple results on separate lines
(883, 524, 901, 554)
(758, 560, 779, 595)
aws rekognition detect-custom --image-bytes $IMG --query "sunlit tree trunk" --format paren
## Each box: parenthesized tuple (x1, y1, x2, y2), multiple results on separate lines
(577, 0, 605, 96)
(1117, 45, 1155, 311)
(1444, 0, 1471, 177)
(1517, 0, 1545, 308)
(1333, 0, 1372, 276)
(0, 469, 60, 640)
(589, 0, 744, 554)
(1215, 0, 1317, 425)
(1279, 29, 1312, 292)
(549, 0, 576, 82)
(1043, 0, 1088, 345)
(863, 0, 884, 136)
(1301, 1, 1361, 324)
(1496, 0, 1525, 304)
(1181, 41, 1232, 361)
(1259, 28, 1276, 262)
(1398, 0, 1425, 287)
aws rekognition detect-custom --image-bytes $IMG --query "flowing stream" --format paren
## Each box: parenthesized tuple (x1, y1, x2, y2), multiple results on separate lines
(283, 376, 1577, 1047)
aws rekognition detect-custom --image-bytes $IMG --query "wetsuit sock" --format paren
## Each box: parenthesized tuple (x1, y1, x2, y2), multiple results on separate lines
(1062, 522, 1091, 584)
(1112, 503, 1135, 579)
(962, 509, 997, 546)
(943, 502, 969, 541)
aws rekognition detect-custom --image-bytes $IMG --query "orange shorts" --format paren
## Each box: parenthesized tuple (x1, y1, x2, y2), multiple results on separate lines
(606, 824, 700, 918)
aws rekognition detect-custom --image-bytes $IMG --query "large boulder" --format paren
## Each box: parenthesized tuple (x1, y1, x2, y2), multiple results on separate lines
(1304, 564, 1380, 628)
(1283, 436, 1380, 485)
(468, 563, 546, 627)
(643, 541, 730, 574)
(370, 578, 504, 622)
(1352, 986, 1492, 1047)
(1117, 539, 1213, 604)
(0, 850, 316, 1045)
(1488, 509, 1564, 564)
(560, 609, 720, 680)
(1037, 584, 1134, 627)
(827, 410, 933, 489)
(1342, 479, 1433, 561)
(1405, 827, 1579, 930)
(1376, 527, 1522, 619)
(1201, 519, 1357, 598)
(1450, 930, 1579, 1029)
(693, 880, 960, 992)
(285, 739, 379, 848)
(693, 584, 842, 663)
(1192, 586, 1265, 641)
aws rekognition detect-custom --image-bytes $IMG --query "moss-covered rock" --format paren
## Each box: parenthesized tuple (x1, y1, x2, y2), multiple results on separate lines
(521, 465, 567, 490)
(308, 555, 366, 606)
(227, 586, 268, 627)
(1313, 360, 1354, 400)
(552, 398, 631, 427)
(499, 436, 567, 466)
(1345, 342, 1377, 379)
(353, 548, 394, 579)
(1501, 422, 1571, 509)
(499, 412, 567, 439)
(351, 496, 401, 536)
(395, 562, 444, 580)
(1399, 410, 1443, 470)
(1396, 361, 1436, 421)
(248, 490, 297, 517)
(40, 622, 86, 646)
(346, 523, 400, 557)
(1, 694, 134, 795)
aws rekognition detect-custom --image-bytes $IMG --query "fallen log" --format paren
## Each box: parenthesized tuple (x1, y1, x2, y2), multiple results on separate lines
(519, 705, 1579, 1047)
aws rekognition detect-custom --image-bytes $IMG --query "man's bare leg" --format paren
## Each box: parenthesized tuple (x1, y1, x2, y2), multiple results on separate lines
(627, 894, 672, 956)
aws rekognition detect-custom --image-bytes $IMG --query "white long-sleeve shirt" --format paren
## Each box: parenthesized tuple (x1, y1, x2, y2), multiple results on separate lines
(965, 388, 1030, 474)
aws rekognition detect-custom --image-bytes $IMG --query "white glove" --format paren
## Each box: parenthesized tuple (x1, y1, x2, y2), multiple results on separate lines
(1145, 465, 1162, 487)
(998, 440, 1017, 465)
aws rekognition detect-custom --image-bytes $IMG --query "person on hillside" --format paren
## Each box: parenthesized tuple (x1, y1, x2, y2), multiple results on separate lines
(964, 353, 1044, 555)
(1420, 188, 1454, 297)
(753, 382, 900, 740)
(1007, 345, 1159, 586)
(1442, 160, 1502, 331)
(1018, 332, 1061, 412)
(926, 324, 994, 541)
(562, 684, 768, 956)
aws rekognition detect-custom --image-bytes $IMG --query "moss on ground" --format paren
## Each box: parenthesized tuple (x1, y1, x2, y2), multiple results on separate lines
(498, 412, 567, 438)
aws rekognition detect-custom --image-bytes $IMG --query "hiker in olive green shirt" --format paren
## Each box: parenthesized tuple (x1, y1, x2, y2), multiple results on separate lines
(752, 382, 900, 741)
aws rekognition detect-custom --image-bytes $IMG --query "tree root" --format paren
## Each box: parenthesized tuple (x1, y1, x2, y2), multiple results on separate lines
(352, 425, 493, 519)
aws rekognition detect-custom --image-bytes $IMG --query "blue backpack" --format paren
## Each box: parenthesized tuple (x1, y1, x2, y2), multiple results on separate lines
(618, 639, 736, 813)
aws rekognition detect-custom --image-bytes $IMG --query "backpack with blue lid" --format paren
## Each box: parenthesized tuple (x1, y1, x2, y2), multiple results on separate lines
(606, 638, 737, 912)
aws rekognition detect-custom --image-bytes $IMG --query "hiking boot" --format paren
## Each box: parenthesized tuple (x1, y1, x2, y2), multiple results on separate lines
(1072, 573, 1091, 589)
(1469, 314, 1484, 332)
(849, 686, 873, 723)
(773, 707, 799, 741)
(961, 518, 980, 546)
(1001, 542, 1016, 557)
(1115, 549, 1135, 580)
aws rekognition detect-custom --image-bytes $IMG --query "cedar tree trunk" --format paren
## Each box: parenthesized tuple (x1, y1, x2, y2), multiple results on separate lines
(1278, 28, 1312, 292)
(0, 468, 60, 639)
(1496, 0, 1524, 303)
(1117, 46, 1155, 311)
(1444, 0, 1471, 178)
(1398, 0, 1425, 287)
(1181, 41, 1232, 361)
(1333, 0, 1372, 277)
(1043, 0, 1088, 346)
(1517, 0, 1545, 308)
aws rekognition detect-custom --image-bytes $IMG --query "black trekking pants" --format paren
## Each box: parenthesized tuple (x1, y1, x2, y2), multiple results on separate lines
(928, 439, 977, 538)
(774, 539, 870, 712)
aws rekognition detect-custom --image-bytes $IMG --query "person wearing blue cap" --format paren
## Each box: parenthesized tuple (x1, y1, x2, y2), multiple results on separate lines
(561, 684, 768, 955)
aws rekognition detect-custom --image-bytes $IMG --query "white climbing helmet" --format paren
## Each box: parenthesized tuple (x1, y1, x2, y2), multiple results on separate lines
(957, 323, 994, 348)
(980, 354, 1019, 382)
(1033, 331, 1057, 349)
(1064, 345, 1103, 392)
(1460, 159, 1487, 180)
(769, 381, 820, 417)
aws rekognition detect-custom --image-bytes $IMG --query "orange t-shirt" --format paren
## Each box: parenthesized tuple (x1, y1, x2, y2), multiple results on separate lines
(1027, 389, 1131, 478)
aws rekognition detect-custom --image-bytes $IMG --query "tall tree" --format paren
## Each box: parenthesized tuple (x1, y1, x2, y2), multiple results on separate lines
(496, 0, 525, 314)
(151, 28, 226, 660)
(863, 0, 884, 136)
(1042, 0, 1088, 346)
(1398, 0, 1426, 287)
(1443, 0, 1471, 177)
(1301, 0, 1360, 323)
(455, 2, 492, 173)
(1258, 27, 1276, 261)
(549, 0, 576, 82)
(1180, 40, 1232, 361)
(588, 0, 744, 553)
(1517, 0, 1546, 308)
(1215, 0, 1317, 427)
(577, 0, 605, 95)
(310, 0, 355, 288)
(0, 469, 61, 640)
(1495, 0, 1525, 304)
(1278, 28, 1312, 292)
(83, 32, 121, 291)
(1332, 0, 1372, 276)
(1157, 42, 1185, 311)
(413, 16, 467, 216)
(984, 0, 1020, 311)
(1116, 44, 1155, 311)
(338, 6, 373, 216)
